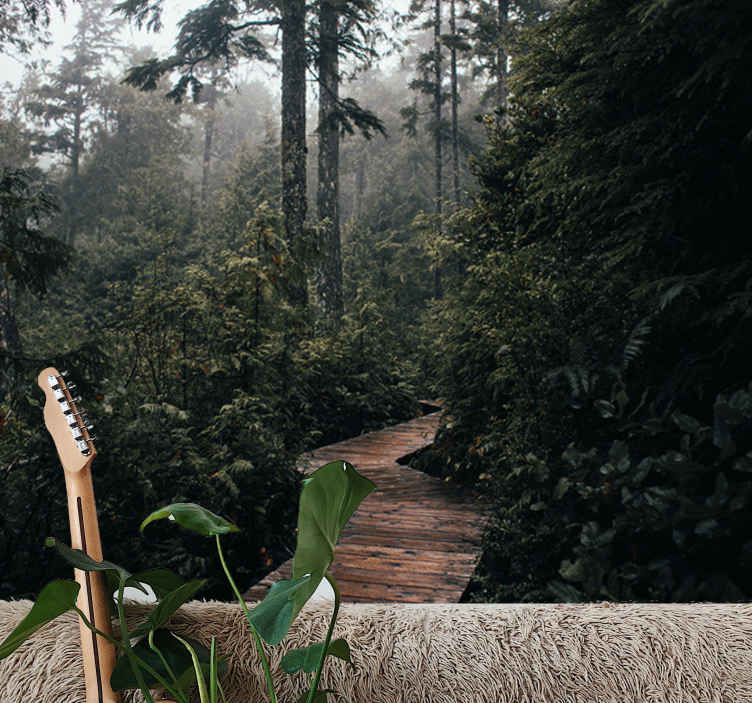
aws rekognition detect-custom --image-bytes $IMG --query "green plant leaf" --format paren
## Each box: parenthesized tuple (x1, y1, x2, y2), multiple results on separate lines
(110, 629, 223, 691)
(547, 580, 583, 603)
(672, 411, 702, 435)
(291, 461, 374, 617)
(140, 503, 239, 536)
(0, 580, 80, 659)
(282, 638, 352, 674)
(282, 643, 324, 674)
(553, 477, 570, 500)
(46, 538, 132, 589)
(694, 518, 718, 537)
(128, 569, 186, 599)
(326, 638, 351, 664)
(559, 558, 586, 583)
(131, 580, 207, 636)
(248, 575, 311, 645)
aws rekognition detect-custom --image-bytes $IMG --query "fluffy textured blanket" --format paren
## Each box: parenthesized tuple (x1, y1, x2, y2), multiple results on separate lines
(1, 599, 751, 703)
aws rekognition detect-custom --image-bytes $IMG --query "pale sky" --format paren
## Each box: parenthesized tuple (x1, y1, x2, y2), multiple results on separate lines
(1, 0, 209, 87)
(0, 0, 409, 90)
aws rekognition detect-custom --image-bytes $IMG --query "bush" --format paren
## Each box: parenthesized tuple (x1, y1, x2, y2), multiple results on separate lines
(425, 0, 752, 603)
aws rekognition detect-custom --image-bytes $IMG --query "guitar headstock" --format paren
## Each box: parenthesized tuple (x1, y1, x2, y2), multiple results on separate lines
(37, 366, 96, 473)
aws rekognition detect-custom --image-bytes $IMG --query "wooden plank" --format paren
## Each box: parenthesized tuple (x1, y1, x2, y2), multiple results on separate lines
(337, 534, 484, 553)
(330, 579, 461, 603)
(332, 544, 479, 571)
(243, 410, 488, 604)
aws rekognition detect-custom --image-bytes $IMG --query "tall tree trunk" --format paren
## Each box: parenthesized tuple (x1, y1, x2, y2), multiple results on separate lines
(354, 155, 366, 221)
(200, 79, 218, 209)
(449, 0, 460, 204)
(433, 0, 443, 299)
(68, 95, 83, 245)
(316, 0, 343, 326)
(496, 0, 509, 112)
(281, 0, 308, 306)
(72, 107, 82, 182)
(0, 266, 21, 354)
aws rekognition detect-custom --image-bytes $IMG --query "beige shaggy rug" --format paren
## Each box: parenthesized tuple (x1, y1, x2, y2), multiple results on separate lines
(1, 599, 751, 702)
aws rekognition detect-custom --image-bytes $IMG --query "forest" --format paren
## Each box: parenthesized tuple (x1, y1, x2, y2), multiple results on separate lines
(1, 0, 751, 606)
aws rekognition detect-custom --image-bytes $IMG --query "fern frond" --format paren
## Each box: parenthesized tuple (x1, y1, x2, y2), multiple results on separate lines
(658, 281, 700, 311)
(622, 318, 652, 370)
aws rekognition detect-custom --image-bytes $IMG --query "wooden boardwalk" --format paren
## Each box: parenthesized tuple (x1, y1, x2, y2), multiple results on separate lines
(244, 411, 489, 603)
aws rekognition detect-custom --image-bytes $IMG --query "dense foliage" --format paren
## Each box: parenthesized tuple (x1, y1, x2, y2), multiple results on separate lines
(0, 68, 422, 598)
(3, 0, 750, 609)
(424, 0, 752, 602)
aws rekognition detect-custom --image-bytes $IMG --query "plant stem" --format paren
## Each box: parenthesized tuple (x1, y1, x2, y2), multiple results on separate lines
(217, 678, 228, 703)
(172, 632, 209, 703)
(72, 606, 120, 648)
(149, 630, 189, 703)
(209, 637, 218, 703)
(306, 572, 340, 703)
(115, 584, 156, 703)
(215, 534, 278, 703)
(75, 608, 184, 702)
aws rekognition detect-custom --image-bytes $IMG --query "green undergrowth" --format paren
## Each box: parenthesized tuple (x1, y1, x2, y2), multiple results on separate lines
(0, 204, 421, 601)
(421, 0, 752, 603)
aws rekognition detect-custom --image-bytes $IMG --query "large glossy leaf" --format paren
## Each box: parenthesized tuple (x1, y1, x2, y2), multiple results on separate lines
(128, 569, 186, 599)
(0, 580, 80, 659)
(291, 461, 374, 616)
(325, 638, 351, 666)
(131, 580, 207, 636)
(140, 503, 239, 537)
(110, 629, 224, 691)
(46, 538, 132, 588)
(281, 638, 351, 674)
(248, 575, 311, 645)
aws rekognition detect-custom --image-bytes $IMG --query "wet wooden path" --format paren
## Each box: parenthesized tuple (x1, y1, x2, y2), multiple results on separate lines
(244, 411, 489, 603)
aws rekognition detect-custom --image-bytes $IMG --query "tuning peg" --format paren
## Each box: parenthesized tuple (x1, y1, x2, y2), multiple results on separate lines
(84, 423, 95, 433)
(61, 370, 69, 377)
(70, 395, 82, 404)
(65, 382, 77, 392)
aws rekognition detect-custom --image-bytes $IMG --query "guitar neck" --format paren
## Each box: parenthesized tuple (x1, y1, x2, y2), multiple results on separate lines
(64, 465, 119, 703)
(37, 368, 119, 703)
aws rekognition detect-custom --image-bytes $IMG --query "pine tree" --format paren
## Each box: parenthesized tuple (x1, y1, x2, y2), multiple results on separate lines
(402, 0, 449, 297)
(119, 0, 383, 312)
(25, 0, 124, 242)
(280, 0, 308, 307)
(313, 0, 384, 326)
(315, 0, 342, 323)
(28, 0, 123, 177)
(448, 0, 460, 202)
(0, 168, 65, 353)
(0, 0, 64, 56)
(465, 0, 547, 109)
